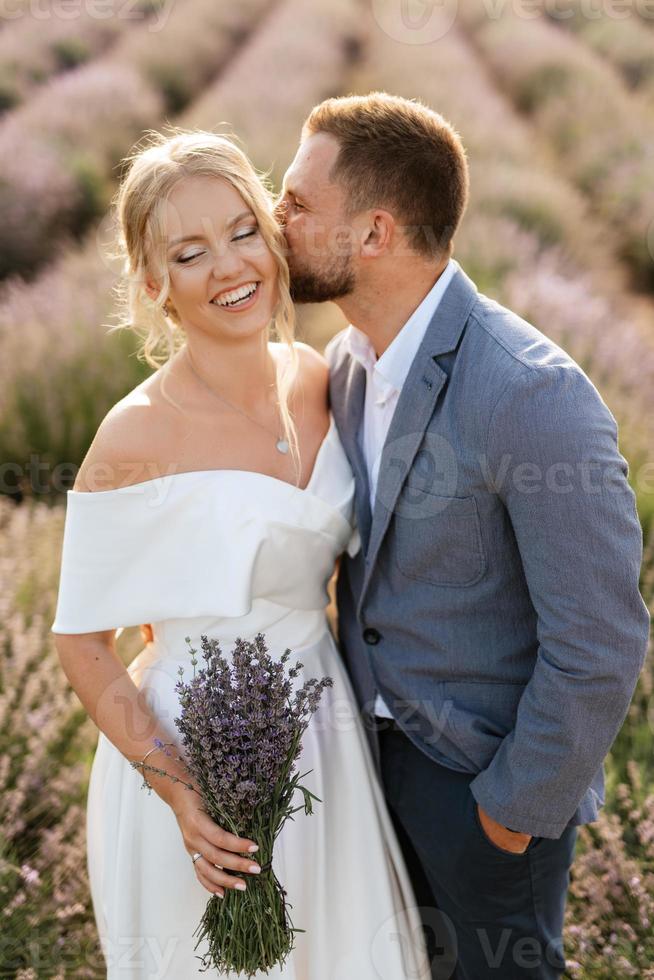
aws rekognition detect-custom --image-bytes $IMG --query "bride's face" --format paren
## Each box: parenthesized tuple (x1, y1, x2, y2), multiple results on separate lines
(153, 175, 278, 339)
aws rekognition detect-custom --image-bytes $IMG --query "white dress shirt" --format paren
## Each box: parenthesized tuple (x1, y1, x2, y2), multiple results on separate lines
(343, 258, 457, 718)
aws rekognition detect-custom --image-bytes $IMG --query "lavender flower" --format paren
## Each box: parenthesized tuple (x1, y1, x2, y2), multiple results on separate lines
(170, 632, 332, 976)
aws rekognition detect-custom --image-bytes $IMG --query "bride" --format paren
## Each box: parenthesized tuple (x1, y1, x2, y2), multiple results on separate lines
(51, 129, 430, 979)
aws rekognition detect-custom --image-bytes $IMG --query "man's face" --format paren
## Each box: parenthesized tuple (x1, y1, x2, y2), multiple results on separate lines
(277, 132, 357, 304)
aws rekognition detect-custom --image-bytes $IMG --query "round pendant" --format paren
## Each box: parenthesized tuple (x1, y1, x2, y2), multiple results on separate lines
(276, 438, 289, 454)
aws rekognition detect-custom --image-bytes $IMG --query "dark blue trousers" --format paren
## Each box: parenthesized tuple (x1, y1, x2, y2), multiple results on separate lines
(376, 717, 578, 980)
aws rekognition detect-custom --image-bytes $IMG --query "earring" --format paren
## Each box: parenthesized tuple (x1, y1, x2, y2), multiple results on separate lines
(163, 303, 170, 316)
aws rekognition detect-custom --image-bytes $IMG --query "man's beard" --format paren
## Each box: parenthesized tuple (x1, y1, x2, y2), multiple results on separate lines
(288, 254, 355, 304)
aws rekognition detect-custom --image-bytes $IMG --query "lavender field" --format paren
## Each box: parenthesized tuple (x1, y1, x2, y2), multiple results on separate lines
(1, 0, 653, 976)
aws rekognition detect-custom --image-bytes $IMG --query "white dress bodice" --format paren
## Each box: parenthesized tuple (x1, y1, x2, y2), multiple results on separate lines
(52, 414, 361, 645)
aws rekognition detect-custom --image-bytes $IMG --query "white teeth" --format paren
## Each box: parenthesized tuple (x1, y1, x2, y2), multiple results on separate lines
(212, 282, 257, 307)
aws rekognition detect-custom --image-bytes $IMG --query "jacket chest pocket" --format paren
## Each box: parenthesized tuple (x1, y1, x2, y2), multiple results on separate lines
(393, 483, 487, 587)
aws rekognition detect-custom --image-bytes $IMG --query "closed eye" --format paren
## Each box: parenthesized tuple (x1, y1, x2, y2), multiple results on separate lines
(177, 250, 204, 264)
(233, 228, 258, 242)
(176, 226, 258, 261)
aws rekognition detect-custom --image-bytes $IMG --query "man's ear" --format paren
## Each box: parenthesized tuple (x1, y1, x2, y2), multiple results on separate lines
(360, 209, 395, 258)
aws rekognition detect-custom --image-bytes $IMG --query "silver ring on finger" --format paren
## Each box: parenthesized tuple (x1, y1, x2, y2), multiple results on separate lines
(192, 852, 202, 864)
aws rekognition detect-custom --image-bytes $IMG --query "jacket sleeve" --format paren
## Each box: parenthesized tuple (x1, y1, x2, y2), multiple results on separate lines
(469, 362, 651, 838)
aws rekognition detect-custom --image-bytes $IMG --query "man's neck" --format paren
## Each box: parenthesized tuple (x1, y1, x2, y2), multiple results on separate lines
(335, 258, 450, 359)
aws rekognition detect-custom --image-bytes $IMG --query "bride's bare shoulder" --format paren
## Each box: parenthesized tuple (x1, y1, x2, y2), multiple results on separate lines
(72, 366, 180, 493)
(73, 345, 329, 492)
(271, 340, 329, 397)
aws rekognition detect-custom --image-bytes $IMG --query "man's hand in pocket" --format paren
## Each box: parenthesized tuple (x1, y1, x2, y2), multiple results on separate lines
(477, 803, 532, 854)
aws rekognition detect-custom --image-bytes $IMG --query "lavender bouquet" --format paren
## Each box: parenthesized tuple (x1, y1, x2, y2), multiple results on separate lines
(146, 631, 332, 976)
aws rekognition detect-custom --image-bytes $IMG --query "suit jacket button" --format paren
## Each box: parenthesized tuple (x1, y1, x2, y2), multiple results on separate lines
(363, 627, 381, 645)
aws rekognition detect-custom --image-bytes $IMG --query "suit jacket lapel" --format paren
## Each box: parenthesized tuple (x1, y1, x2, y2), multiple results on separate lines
(358, 262, 479, 610)
(331, 353, 373, 553)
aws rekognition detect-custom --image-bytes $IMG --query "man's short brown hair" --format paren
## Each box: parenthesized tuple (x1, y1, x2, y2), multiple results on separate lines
(302, 91, 469, 259)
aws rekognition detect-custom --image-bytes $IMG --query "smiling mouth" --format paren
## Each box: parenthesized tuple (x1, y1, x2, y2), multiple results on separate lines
(210, 281, 260, 310)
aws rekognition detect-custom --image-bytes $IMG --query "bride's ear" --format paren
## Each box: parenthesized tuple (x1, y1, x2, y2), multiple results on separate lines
(144, 277, 160, 302)
(143, 270, 174, 317)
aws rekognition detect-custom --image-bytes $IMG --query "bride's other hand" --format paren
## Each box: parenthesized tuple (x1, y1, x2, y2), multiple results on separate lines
(140, 623, 154, 644)
(171, 792, 261, 897)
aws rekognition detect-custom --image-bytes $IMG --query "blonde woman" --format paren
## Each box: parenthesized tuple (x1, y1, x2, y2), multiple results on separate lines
(50, 130, 429, 980)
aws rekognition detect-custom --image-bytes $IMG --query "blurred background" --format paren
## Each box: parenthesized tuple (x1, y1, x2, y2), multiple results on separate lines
(0, 0, 653, 975)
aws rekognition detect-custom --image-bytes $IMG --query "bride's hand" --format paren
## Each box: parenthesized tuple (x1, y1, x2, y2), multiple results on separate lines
(172, 793, 262, 897)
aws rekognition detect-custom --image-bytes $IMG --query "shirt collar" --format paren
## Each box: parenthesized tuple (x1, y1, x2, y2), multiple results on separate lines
(344, 258, 456, 396)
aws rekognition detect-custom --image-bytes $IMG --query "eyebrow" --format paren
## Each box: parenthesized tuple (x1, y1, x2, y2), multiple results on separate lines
(281, 178, 307, 203)
(288, 188, 307, 203)
(167, 211, 255, 249)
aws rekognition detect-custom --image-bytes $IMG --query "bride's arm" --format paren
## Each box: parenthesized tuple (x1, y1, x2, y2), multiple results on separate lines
(54, 628, 193, 808)
(53, 630, 262, 895)
(52, 406, 262, 895)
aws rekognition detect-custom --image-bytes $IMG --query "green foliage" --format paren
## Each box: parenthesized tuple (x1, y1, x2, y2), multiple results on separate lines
(0, 329, 148, 502)
(67, 153, 112, 238)
(50, 37, 92, 71)
(515, 62, 575, 113)
(0, 71, 20, 111)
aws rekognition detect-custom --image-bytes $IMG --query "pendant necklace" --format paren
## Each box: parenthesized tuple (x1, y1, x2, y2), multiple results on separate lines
(184, 346, 290, 454)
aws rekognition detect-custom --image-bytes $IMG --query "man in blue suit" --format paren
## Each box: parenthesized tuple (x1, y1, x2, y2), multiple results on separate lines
(278, 91, 650, 979)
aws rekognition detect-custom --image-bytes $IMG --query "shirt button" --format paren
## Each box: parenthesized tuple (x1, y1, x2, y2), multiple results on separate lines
(363, 627, 381, 645)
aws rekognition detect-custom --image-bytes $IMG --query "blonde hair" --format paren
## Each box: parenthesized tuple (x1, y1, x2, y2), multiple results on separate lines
(108, 126, 301, 480)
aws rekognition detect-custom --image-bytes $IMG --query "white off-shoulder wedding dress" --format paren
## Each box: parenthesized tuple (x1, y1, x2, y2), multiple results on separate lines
(51, 413, 430, 980)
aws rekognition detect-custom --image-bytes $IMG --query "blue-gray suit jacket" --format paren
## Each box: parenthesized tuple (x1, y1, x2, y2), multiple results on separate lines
(326, 260, 650, 839)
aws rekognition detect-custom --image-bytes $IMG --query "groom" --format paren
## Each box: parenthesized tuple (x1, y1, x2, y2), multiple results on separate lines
(278, 92, 651, 979)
